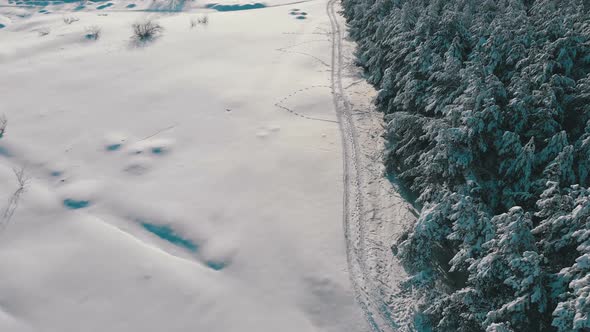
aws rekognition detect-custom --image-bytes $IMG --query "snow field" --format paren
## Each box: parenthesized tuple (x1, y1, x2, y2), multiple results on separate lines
(0, 1, 368, 331)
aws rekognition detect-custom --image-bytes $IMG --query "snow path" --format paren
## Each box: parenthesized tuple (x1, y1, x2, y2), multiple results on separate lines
(326, 0, 419, 330)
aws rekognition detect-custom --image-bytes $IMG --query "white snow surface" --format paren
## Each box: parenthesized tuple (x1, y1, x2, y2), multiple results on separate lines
(0, 0, 301, 14)
(0, 2, 376, 332)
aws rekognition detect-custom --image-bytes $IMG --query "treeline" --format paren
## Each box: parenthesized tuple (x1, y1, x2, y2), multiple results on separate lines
(341, 0, 590, 331)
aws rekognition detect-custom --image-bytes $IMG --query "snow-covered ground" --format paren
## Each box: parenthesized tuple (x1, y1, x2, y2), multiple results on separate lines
(0, 1, 374, 331)
(0, 0, 303, 15)
(0, 0, 418, 330)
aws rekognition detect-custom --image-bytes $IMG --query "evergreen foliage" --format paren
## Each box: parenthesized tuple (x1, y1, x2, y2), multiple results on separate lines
(342, 0, 590, 330)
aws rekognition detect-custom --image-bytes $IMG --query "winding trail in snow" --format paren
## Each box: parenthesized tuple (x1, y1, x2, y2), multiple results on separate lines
(327, 0, 416, 330)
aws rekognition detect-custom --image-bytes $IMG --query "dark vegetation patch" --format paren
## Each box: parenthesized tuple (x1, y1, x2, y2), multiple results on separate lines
(342, 0, 590, 330)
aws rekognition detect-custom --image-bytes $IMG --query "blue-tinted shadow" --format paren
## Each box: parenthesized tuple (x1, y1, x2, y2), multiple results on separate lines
(63, 199, 90, 209)
(0, 146, 12, 157)
(96, 2, 112, 9)
(106, 143, 121, 151)
(141, 222, 198, 252)
(151, 147, 164, 155)
(206, 261, 226, 270)
(205, 2, 266, 11)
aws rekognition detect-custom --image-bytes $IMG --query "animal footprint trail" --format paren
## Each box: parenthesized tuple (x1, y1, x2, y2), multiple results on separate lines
(289, 9, 308, 20)
(276, 48, 330, 68)
(274, 85, 338, 124)
(101, 130, 176, 175)
(276, 27, 330, 68)
(276, 39, 331, 52)
(274, 103, 337, 124)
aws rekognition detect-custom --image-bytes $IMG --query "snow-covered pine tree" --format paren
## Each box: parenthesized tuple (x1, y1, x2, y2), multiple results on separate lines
(447, 194, 493, 273)
(342, 0, 590, 329)
(470, 207, 547, 331)
(550, 192, 590, 331)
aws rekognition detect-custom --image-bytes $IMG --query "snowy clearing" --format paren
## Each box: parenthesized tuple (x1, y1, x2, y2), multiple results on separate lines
(0, 0, 415, 331)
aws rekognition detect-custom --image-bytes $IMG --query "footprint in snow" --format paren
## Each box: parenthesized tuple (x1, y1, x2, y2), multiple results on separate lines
(290, 9, 308, 19)
(103, 133, 127, 152)
(126, 139, 174, 157)
(59, 180, 100, 210)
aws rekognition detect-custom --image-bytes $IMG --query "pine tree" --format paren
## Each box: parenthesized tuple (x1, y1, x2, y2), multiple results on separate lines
(342, 0, 590, 329)
(470, 207, 547, 331)
(551, 194, 590, 331)
(447, 194, 493, 273)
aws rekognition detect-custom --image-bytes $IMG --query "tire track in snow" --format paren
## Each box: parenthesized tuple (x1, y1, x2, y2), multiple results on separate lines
(326, 0, 400, 331)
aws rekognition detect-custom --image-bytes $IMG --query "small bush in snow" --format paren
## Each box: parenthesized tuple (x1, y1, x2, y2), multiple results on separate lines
(1, 167, 29, 231)
(0, 115, 6, 138)
(85, 26, 101, 40)
(132, 20, 163, 42)
(198, 15, 209, 25)
(63, 16, 79, 25)
(189, 15, 208, 29)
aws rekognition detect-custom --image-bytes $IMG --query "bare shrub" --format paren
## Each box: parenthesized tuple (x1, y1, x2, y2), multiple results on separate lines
(1, 167, 29, 231)
(38, 27, 50, 37)
(63, 16, 80, 25)
(0, 115, 6, 139)
(132, 20, 163, 42)
(85, 25, 101, 40)
(198, 15, 208, 25)
(190, 15, 208, 29)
